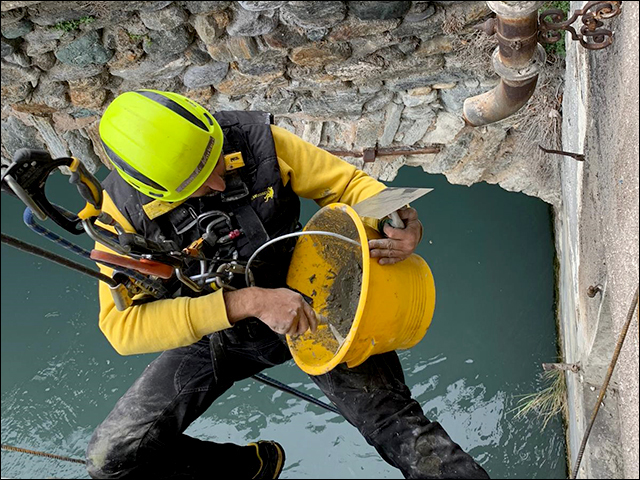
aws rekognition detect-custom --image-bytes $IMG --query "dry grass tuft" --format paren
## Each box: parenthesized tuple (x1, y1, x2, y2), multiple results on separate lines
(511, 369, 568, 430)
(450, 30, 498, 77)
(501, 60, 565, 187)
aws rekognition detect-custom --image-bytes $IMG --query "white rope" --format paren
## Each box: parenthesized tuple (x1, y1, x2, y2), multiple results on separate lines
(244, 231, 361, 287)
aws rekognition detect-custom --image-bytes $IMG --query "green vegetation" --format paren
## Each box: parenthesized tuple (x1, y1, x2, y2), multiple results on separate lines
(539, 1, 571, 59)
(127, 32, 151, 45)
(52, 15, 96, 33)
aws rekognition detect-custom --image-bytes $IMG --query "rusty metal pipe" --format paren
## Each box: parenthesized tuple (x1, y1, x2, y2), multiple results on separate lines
(463, 1, 546, 127)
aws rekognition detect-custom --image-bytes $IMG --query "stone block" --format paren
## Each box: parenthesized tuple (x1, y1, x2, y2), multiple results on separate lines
(281, 1, 346, 30)
(183, 61, 229, 89)
(403, 2, 437, 23)
(63, 129, 101, 173)
(440, 82, 486, 113)
(68, 75, 107, 109)
(121, 1, 173, 12)
(399, 110, 436, 145)
(209, 92, 250, 111)
(355, 112, 385, 147)
(31, 80, 70, 109)
(55, 30, 113, 66)
(238, 1, 285, 12)
(1, 59, 40, 86)
(236, 51, 286, 76)
(185, 42, 212, 66)
(306, 28, 328, 42)
(1, 18, 33, 38)
(290, 42, 351, 68)
(325, 55, 386, 81)
(193, 12, 224, 44)
(1, 83, 33, 104)
(226, 4, 277, 37)
(47, 61, 105, 81)
(143, 25, 192, 59)
(110, 54, 188, 81)
(294, 90, 375, 118)
(4, 49, 31, 68)
(1, 38, 16, 58)
(263, 24, 307, 50)
(23, 25, 63, 55)
(1, 115, 46, 159)
(302, 121, 323, 146)
(348, 1, 411, 21)
(183, 1, 231, 15)
(26, 1, 94, 27)
(379, 101, 404, 146)
(287, 67, 345, 93)
(320, 121, 356, 149)
(401, 89, 438, 107)
(422, 110, 467, 144)
(415, 35, 455, 57)
(215, 68, 280, 96)
(250, 89, 296, 115)
(0, 7, 26, 25)
(139, 3, 187, 31)
(207, 36, 260, 62)
(327, 15, 400, 42)
(182, 86, 214, 106)
(389, 7, 443, 40)
(363, 90, 395, 114)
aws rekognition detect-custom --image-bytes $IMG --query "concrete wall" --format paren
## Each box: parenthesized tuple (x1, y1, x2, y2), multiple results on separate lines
(558, 1, 639, 478)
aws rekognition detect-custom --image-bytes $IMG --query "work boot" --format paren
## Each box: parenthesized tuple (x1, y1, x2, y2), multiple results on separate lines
(248, 440, 286, 479)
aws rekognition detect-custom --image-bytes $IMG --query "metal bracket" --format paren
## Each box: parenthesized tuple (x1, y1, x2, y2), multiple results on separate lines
(539, 1, 623, 51)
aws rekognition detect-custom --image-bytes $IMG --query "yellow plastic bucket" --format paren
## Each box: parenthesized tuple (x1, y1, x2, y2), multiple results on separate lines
(286, 203, 436, 375)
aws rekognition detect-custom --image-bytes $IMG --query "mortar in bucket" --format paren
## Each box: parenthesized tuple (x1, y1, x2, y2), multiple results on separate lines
(286, 203, 436, 375)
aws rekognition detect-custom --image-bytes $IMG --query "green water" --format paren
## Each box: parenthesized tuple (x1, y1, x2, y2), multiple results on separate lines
(1, 166, 566, 479)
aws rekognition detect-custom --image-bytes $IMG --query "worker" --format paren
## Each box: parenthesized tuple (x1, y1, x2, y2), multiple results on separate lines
(85, 89, 489, 479)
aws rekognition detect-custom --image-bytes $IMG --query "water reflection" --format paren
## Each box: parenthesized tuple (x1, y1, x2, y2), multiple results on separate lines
(2, 171, 566, 479)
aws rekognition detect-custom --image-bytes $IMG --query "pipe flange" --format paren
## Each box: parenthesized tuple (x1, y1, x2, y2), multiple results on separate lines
(487, 1, 544, 18)
(492, 43, 547, 82)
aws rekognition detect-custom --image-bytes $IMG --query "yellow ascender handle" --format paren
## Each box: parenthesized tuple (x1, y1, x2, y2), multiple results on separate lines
(69, 157, 103, 220)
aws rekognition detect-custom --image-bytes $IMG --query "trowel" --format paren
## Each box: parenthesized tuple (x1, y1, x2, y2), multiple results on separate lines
(352, 187, 433, 228)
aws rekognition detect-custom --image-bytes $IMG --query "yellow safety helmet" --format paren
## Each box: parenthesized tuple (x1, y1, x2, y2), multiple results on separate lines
(99, 90, 224, 202)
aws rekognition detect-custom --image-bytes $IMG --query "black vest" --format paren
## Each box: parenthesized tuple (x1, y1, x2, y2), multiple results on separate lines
(102, 110, 301, 296)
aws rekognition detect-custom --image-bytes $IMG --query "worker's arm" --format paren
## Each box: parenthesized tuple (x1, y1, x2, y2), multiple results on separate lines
(271, 125, 423, 264)
(96, 192, 316, 355)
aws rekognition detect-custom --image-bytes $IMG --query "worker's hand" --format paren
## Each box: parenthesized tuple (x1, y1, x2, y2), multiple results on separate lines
(254, 288, 319, 337)
(368, 207, 423, 265)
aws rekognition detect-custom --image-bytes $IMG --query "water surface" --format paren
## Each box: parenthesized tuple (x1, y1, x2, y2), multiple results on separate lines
(1, 166, 566, 478)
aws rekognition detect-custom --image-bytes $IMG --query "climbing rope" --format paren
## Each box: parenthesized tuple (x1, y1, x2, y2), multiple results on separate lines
(252, 373, 340, 415)
(570, 285, 639, 479)
(1, 232, 118, 288)
(1, 372, 341, 469)
(1, 444, 86, 465)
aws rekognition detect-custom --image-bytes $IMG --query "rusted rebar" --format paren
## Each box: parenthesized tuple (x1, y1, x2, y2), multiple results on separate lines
(542, 362, 581, 373)
(325, 145, 441, 163)
(539, 145, 586, 162)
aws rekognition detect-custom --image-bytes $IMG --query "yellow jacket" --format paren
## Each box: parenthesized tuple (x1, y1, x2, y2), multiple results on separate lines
(95, 125, 386, 355)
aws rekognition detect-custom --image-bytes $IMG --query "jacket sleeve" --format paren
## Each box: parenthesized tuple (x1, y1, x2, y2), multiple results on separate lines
(95, 191, 232, 356)
(271, 125, 387, 218)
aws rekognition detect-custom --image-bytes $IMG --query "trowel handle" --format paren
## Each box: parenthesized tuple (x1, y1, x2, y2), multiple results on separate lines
(387, 211, 405, 229)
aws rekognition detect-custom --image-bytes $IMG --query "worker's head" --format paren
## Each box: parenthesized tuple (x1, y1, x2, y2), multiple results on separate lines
(99, 90, 225, 202)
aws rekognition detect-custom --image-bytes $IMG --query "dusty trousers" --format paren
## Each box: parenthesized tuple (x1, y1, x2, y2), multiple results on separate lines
(86, 319, 489, 479)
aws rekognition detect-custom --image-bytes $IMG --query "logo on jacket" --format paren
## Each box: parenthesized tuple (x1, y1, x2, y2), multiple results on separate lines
(251, 186, 274, 203)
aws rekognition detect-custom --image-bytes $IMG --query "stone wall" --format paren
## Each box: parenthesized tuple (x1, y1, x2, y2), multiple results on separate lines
(2, 1, 561, 205)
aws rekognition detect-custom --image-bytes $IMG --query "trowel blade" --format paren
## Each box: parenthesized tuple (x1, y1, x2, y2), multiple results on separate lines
(352, 187, 433, 220)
